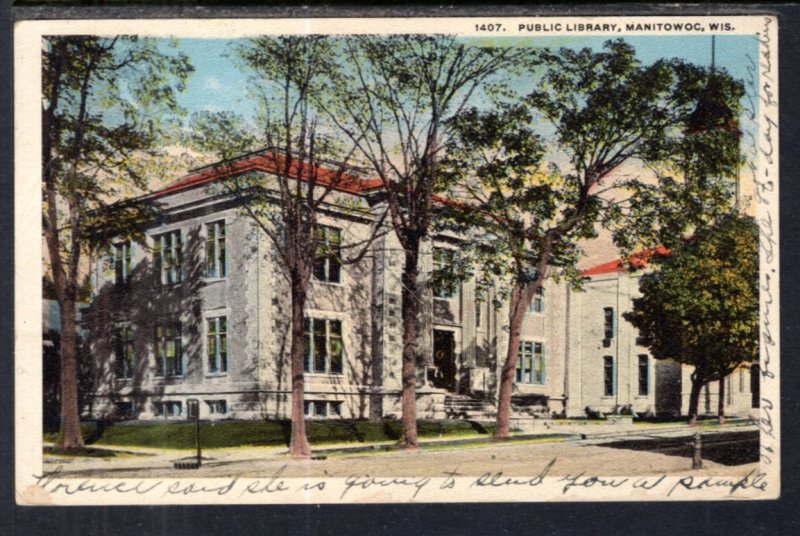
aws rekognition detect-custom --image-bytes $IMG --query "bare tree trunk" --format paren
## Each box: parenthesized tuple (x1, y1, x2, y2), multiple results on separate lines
(495, 281, 536, 439)
(718, 368, 726, 425)
(688, 374, 704, 426)
(289, 273, 311, 459)
(44, 183, 84, 450)
(400, 243, 421, 450)
(59, 297, 85, 450)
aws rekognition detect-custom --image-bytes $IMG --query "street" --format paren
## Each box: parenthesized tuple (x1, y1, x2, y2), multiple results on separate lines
(42, 427, 759, 480)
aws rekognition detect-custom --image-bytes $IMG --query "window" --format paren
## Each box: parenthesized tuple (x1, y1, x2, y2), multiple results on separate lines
(207, 316, 228, 374)
(114, 326, 135, 380)
(529, 288, 545, 313)
(516, 341, 545, 384)
(604, 307, 615, 339)
(739, 368, 746, 393)
(304, 400, 342, 418)
(153, 231, 183, 285)
(726, 376, 733, 406)
(303, 318, 343, 374)
(154, 401, 182, 417)
(111, 241, 132, 285)
(155, 323, 183, 378)
(475, 298, 482, 328)
(638, 355, 649, 396)
(604, 356, 615, 396)
(206, 400, 228, 415)
(432, 248, 459, 298)
(206, 221, 226, 278)
(313, 226, 341, 283)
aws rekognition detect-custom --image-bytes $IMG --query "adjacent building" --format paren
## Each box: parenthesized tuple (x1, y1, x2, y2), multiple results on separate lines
(565, 254, 759, 419)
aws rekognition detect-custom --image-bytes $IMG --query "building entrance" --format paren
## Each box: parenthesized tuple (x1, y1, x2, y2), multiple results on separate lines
(433, 329, 457, 391)
(751, 364, 760, 408)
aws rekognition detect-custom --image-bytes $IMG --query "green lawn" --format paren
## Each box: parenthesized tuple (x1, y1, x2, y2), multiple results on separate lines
(44, 419, 497, 450)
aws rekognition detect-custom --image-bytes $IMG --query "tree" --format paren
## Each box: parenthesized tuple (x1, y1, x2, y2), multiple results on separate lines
(43, 36, 193, 450)
(611, 49, 746, 425)
(440, 40, 744, 438)
(623, 214, 758, 425)
(440, 104, 590, 439)
(187, 36, 384, 458)
(321, 36, 520, 449)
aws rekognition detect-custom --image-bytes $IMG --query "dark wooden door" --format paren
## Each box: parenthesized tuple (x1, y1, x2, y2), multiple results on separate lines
(433, 330, 456, 391)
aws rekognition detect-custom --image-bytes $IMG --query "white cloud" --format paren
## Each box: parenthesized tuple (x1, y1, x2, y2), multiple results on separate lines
(203, 76, 223, 91)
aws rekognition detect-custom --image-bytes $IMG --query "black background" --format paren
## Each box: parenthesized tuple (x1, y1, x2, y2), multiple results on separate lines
(2, 3, 798, 535)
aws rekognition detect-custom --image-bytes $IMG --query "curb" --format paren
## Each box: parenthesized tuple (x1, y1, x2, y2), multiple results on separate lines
(298, 421, 757, 457)
(288, 433, 579, 458)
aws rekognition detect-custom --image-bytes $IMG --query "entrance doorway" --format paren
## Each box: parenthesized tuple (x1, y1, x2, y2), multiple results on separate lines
(433, 330, 457, 391)
(751, 364, 760, 408)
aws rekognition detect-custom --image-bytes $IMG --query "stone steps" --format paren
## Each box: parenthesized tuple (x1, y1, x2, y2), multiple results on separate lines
(441, 395, 493, 420)
(441, 395, 550, 421)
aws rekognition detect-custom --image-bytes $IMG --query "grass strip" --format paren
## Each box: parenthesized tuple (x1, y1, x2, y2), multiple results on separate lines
(44, 419, 499, 450)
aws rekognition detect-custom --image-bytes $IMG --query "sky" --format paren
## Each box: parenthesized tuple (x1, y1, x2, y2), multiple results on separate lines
(173, 34, 760, 122)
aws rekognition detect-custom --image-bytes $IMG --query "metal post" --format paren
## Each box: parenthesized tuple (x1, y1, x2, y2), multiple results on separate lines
(187, 398, 201, 467)
(692, 431, 703, 469)
(196, 410, 201, 466)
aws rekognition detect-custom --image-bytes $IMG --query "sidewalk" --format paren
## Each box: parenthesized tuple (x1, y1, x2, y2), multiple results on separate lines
(42, 420, 758, 478)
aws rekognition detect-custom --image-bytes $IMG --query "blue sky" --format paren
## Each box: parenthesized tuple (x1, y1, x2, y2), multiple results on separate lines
(172, 34, 760, 122)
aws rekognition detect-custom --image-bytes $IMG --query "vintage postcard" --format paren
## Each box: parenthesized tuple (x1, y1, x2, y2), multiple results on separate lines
(15, 14, 779, 504)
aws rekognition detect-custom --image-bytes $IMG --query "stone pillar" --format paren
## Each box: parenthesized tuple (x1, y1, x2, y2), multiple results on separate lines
(369, 233, 387, 419)
(565, 285, 585, 417)
(417, 238, 434, 367)
(461, 276, 477, 369)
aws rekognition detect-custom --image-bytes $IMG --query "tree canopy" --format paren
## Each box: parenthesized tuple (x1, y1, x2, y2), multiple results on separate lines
(318, 35, 522, 448)
(437, 39, 747, 436)
(625, 213, 758, 376)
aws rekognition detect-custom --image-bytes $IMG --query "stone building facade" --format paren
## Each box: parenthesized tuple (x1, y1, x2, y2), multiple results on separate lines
(85, 153, 565, 421)
(83, 151, 758, 422)
(566, 256, 759, 419)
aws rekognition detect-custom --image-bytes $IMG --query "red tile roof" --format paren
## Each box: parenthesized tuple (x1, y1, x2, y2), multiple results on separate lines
(153, 152, 384, 198)
(581, 246, 670, 276)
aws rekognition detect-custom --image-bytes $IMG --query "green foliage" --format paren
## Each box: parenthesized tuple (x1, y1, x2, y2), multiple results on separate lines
(530, 41, 678, 170)
(45, 419, 498, 450)
(438, 39, 746, 302)
(624, 214, 758, 382)
(597, 47, 745, 255)
(43, 36, 194, 253)
(438, 102, 589, 299)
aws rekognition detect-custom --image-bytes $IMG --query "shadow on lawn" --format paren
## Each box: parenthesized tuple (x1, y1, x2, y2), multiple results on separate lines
(43, 445, 154, 458)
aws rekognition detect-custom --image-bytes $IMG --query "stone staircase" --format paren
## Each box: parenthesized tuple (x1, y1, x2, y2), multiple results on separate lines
(443, 395, 496, 420)
(441, 394, 551, 421)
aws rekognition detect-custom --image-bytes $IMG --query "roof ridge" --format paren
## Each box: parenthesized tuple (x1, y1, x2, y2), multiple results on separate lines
(581, 246, 670, 277)
(153, 151, 383, 198)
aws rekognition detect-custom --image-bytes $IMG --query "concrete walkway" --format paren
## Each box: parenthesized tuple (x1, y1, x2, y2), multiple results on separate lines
(42, 421, 758, 479)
